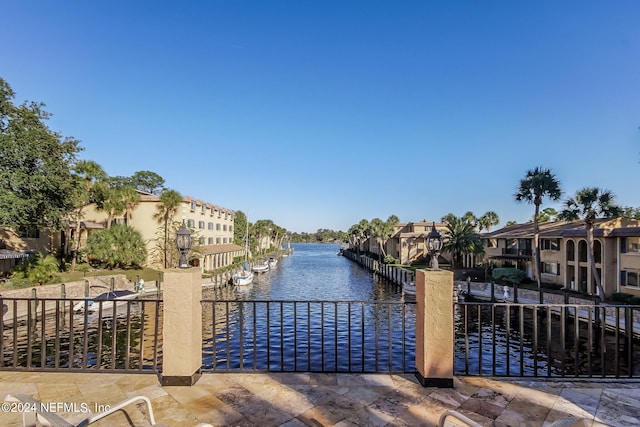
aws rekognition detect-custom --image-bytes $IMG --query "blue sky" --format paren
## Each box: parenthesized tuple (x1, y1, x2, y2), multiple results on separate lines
(3, 1, 640, 233)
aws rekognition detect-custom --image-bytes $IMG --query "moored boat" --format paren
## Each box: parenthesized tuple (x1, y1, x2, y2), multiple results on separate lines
(233, 269, 254, 286)
(252, 260, 270, 273)
(403, 280, 416, 297)
(73, 290, 139, 313)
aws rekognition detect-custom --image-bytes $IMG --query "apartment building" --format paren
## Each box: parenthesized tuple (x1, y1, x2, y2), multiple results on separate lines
(482, 218, 640, 297)
(0, 191, 242, 274)
(74, 192, 241, 271)
(352, 221, 451, 266)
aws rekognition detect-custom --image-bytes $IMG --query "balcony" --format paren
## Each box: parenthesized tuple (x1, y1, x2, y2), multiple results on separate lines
(502, 248, 532, 256)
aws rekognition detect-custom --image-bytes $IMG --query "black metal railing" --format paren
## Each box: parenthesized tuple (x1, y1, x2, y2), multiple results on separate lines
(0, 297, 162, 372)
(455, 301, 640, 378)
(201, 300, 416, 373)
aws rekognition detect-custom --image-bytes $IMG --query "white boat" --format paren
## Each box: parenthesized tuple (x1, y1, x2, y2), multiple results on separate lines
(252, 260, 270, 273)
(268, 257, 278, 268)
(234, 222, 255, 285)
(73, 290, 139, 313)
(403, 281, 416, 296)
(233, 269, 254, 286)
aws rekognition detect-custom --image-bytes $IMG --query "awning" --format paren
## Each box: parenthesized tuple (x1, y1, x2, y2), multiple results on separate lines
(0, 249, 30, 260)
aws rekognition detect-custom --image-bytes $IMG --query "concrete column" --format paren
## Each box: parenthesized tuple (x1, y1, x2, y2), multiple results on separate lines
(415, 268, 454, 388)
(160, 267, 202, 386)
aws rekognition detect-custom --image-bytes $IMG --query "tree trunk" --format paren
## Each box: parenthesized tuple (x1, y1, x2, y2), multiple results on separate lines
(163, 216, 169, 269)
(533, 202, 541, 296)
(586, 221, 606, 300)
(70, 207, 83, 271)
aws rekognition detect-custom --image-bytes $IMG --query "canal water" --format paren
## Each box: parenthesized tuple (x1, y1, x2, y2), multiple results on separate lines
(204, 243, 402, 301)
(201, 243, 414, 372)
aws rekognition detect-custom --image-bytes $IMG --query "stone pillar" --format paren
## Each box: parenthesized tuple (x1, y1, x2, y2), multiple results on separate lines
(160, 268, 202, 386)
(415, 268, 454, 388)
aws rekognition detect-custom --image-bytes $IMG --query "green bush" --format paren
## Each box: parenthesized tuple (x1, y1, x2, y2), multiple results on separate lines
(611, 292, 634, 303)
(383, 255, 399, 264)
(492, 268, 526, 285)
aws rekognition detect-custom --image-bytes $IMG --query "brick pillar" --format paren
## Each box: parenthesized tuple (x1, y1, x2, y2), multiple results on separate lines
(415, 269, 454, 388)
(160, 268, 202, 386)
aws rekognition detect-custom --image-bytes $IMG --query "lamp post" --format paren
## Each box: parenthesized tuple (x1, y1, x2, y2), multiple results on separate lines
(175, 220, 192, 268)
(425, 222, 443, 270)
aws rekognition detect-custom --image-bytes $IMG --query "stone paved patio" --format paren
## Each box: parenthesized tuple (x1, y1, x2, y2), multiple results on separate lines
(1, 372, 639, 426)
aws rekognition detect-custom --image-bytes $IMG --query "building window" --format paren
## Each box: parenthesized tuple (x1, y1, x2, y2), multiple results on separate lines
(19, 225, 40, 239)
(621, 270, 640, 288)
(201, 205, 206, 214)
(230, 225, 233, 233)
(223, 238, 228, 243)
(216, 237, 221, 244)
(223, 225, 227, 231)
(541, 238, 559, 251)
(198, 221, 205, 229)
(578, 240, 588, 262)
(216, 224, 221, 231)
(208, 222, 213, 230)
(567, 240, 575, 261)
(626, 237, 640, 253)
(187, 219, 195, 228)
(198, 237, 205, 245)
(594, 240, 602, 263)
(543, 262, 560, 275)
(190, 201, 196, 211)
(208, 237, 214, 245)
(486, 239, 497, 248)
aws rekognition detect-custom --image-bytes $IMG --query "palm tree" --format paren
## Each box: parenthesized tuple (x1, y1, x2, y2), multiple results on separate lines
(462, 211, 478, 230)
(348, 219, 369, 255)
(537, 207, 558, 223)
(515, 167, 562, 297)
(70, 160, 107, 271)
(558, 187, 622, 299)
(478, 211, 500, 232)
(153, 189, 183, 268)
(442, 215, 483, 269)
(96, 177, 139, 228)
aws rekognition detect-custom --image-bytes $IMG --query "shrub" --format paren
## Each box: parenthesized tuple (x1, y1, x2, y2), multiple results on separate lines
(383, 255, 399, 264)
(492, 268, 526, 285)
(612, 292, 634, 303)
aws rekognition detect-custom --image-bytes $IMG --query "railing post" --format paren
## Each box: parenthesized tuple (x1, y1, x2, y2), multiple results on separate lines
(415, 268, 454, 388)
(490, 280, 495, 303)
(161, 267, 202, 386)
(60, 283, 66, 328)
(84, 280, 89, 297)
(110, 277, 115, 292)
(30, 288, 38, 323)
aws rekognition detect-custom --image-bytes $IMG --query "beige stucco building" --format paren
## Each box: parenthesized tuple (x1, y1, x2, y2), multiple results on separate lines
(482, 218, 640, 298)
(351, 221, 452, 266)
(73, 192, 241, 271)
(0, 191, 242, 274)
